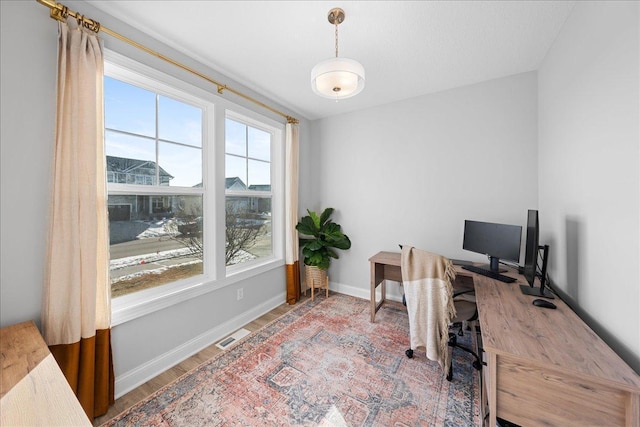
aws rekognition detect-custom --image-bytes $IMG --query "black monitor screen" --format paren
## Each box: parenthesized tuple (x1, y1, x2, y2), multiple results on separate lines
(463, 220, 522, 272)
(523, 210, 539, 286)
(519, 209, 555, 299)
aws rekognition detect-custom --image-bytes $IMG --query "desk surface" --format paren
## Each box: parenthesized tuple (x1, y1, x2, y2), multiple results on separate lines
(0, 321, 91, 426)
(465, 268, 640, 426)
(369, 251, 402, 266)
(471, 272, 640, 393)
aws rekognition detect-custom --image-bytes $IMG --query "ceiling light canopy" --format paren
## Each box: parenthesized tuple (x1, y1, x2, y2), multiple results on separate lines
(311, 8, 365, 100)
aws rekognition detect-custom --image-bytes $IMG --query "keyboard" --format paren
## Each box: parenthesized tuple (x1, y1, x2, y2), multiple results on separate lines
(451, 259, 474, 266)
(461, 265, 516, 283)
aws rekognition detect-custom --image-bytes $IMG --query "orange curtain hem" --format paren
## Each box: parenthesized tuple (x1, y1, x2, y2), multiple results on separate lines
(286, 261, 301, 304)
(49, 328, 115, 419)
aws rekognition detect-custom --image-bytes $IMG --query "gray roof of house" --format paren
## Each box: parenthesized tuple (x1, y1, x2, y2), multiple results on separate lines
(225, 177, 247, 189)
(106, 155, 174, 179)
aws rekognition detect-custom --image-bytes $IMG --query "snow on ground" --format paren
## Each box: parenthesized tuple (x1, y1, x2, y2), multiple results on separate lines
(110, 247, 195, 271)
(110, 246, 255, 282)
(113, 259, 203, 282)
(110, 219, 258, 282)
(136, 219, 177, 239)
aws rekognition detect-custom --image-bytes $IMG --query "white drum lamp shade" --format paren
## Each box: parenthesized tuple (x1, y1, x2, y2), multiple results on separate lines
(311, 57, 365, 99)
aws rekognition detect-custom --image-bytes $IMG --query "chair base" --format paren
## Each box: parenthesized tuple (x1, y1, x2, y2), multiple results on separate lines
(405, 329, 482, 382)
(447, 331, 482, 381)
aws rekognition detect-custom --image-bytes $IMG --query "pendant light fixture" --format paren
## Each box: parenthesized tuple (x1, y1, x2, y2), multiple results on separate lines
(311, 7, 365, 100)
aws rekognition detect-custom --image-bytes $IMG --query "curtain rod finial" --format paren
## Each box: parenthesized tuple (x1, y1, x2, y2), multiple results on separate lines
(50, 5, 69, 22)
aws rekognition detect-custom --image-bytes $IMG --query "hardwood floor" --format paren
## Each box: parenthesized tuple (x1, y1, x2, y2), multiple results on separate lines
(94, 295, 309, 426)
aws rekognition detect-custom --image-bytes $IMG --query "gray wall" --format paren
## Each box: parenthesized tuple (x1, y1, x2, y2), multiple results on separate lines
(538, 1, 639, 372)
(0, 0, 310, 396)
(311, 72, 539, 301)
(1, 1, 57, 329)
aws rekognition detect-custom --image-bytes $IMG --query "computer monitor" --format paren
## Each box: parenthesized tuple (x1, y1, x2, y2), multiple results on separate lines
(462, 220, 522, 273)
(519, 209, 554, 299)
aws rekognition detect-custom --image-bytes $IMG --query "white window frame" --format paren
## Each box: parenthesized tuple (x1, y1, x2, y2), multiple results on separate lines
(105, 51, 285, 326)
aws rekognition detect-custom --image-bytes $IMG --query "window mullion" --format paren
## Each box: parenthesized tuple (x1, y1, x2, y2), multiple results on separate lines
(245, 125, 249, 187)
(155, 93, 160, 186)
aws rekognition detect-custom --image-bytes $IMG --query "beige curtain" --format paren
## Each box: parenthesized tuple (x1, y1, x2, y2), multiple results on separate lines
(285, 122, 301, 304)
(41, 21, 114, 418)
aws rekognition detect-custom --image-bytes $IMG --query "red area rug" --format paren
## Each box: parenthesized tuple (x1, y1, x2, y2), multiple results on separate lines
(103, 293, 480, 426)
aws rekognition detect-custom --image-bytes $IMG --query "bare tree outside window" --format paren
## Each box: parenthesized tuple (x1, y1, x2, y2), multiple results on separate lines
(164, 202, 203, 258)
(163, 200, 268, 266)
(225, 202, 266, 265)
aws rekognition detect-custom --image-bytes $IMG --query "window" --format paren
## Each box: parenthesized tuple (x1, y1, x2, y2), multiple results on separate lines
(105, 74, 206, 298)
(105, 53, 284, 324)
(225, 117, 273, 267)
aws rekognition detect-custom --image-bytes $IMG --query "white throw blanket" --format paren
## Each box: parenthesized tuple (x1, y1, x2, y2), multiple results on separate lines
(401, 246, 457, 374)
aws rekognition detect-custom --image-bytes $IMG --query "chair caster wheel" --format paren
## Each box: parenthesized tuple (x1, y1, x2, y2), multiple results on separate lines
(405, 349, 413, 358)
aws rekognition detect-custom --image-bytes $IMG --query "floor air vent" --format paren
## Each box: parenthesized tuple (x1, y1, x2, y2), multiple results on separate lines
(215, 328, 250, 350)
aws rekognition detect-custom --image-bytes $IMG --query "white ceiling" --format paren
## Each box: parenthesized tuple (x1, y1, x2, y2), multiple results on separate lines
(85, 1, 576, 121)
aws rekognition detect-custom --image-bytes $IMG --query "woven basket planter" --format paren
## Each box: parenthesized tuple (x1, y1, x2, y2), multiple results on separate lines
(305, 265, 329, 300)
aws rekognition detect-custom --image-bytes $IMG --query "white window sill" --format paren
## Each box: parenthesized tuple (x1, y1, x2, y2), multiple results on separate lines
(111, 257, 284, 326)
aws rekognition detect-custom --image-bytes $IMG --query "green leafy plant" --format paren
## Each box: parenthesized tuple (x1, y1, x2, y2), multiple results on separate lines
(296, 207, 351, 269)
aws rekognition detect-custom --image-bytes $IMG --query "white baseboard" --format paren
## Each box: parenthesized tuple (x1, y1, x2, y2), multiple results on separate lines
(329, 279, 404, 303)
(114, 292, 286, 398)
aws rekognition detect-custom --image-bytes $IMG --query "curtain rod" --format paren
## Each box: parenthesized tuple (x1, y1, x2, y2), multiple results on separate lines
(36, 0, 299, 124)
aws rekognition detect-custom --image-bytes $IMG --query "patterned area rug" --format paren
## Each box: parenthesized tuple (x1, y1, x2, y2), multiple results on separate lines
(103, 293, 479, 426)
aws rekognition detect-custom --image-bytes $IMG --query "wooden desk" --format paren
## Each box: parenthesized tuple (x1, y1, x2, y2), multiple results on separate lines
(369, 251, 402, 322)
(369, 251, 640, 425)
(369, 251, 475, 322)
(471, 272, 640, 427)
(0, 321, 91, 426)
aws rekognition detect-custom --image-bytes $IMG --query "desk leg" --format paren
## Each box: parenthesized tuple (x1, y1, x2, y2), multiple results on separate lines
(488, 352, 497, 427)
(626, 392, 639, 427)
(370, 261, 376, 322)
(370, 261, 385, 322)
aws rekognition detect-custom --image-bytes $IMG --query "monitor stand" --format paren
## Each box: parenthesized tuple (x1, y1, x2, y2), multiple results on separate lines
(520, 284, 555, 299)
(487, 256, 507, 273)
(520, 244, 554, 299)
(480, 264, 507, 273)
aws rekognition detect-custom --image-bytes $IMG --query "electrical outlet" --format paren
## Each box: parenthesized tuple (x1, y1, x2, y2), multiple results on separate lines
(237, 288, 244, 301)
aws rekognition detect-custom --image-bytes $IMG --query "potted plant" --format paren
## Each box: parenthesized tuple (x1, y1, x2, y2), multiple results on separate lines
(296, 208, 351, 296)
